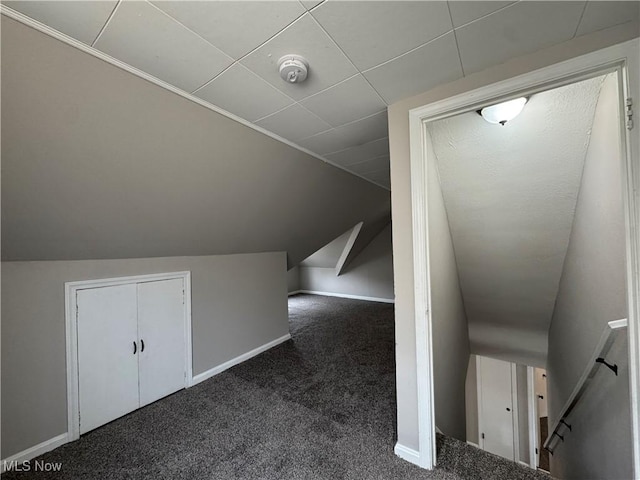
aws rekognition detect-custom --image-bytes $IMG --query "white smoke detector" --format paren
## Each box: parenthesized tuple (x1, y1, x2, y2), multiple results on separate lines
(278, 55, 309, 84)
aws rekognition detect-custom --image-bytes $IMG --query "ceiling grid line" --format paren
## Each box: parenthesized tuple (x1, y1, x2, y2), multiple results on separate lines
(90, 0, 120, 48)
(446, 1, 466, 77)
(449, 0, 520, 31)
(144, 0, 234, 65)
(296, 107, 388, 142)
(175, 7, 311, 95)
(571, 1, 590, 39)
(305, 11, 389, 106)
(360, 28, 455, 76)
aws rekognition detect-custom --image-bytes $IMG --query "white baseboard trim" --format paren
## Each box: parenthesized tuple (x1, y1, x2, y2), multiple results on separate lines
(288, 290, 303, 296)
(466, 440, 480, 449)
(1, 433, 69, 473)
(190, 333, 292, 386)
(394, 442, 421, 466)
(518, 460, 534, 469)
(296, 290, 395, 304)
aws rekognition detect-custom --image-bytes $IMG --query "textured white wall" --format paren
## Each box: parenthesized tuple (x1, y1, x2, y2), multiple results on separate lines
(428, 77, 603, 367)
(426, 129, 470, 441)
(547, 73, 631, 479)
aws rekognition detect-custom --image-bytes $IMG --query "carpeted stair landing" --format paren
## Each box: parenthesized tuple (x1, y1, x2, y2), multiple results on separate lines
(2, 295, 551, 479)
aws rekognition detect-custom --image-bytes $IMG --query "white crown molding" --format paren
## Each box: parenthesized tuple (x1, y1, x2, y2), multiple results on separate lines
(0, 6, 390, 192)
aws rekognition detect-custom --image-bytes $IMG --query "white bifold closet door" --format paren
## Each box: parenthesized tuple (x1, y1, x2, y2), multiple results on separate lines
(137, 278, 185, 407)
(77, 278, 186, 435)
(77, 284, 140, 434)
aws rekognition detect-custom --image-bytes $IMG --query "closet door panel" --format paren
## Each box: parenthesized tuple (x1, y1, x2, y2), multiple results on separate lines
(77, 284, 140, 434)
(137, 278, 186, 407)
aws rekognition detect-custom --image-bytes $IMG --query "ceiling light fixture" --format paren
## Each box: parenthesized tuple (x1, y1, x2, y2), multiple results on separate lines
(278, 55, 309, 84)
(478, 97, 528, 126)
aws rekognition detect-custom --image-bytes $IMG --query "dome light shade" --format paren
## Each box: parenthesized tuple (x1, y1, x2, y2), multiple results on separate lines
(480, 97, 527, 125)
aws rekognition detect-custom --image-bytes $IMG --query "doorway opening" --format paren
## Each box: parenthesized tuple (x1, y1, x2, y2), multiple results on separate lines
(407, 39, 639, 476)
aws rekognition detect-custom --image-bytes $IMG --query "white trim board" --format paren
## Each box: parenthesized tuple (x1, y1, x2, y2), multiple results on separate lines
(288, 290, 304, 296)
(526, 367, 538, 469)
(408, 39, 640, 474)
(394, 443, 421, 465)
(65, 271, 193, 442)
(191, 334, 292, 386)
(0, 5, 389, 192)
(466, 441, 480, 449)
(511, 363, 520, 464)
(1, 433, 69, 474)
(295, 290, 395, 304)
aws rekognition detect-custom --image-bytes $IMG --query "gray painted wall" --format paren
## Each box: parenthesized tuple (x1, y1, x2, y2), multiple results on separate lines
(298, 223, 394, 301)
(427, 131, 470, 441)
(1, 17, 390, 266)
(547, 73, 631, 479)
(287, 266, 300, 293)
(388, 23, 638, 451)
(1, 252, 288, 459)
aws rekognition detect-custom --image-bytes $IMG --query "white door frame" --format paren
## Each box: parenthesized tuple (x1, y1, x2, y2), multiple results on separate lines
(527, 366, 538, 469)
(65, 271, 193, 441)
(408, 38, 640, 472)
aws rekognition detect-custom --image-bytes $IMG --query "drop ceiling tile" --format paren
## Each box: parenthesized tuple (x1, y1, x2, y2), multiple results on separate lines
(194, 64, 293, 122)
(311, 1, 452, 71)
(300, 75, 386, 127)
(335, 111, 389, 147)
(576, 1, 640, 37)
(347, 155, 391, 175)
(448, 1, 515, 28)
(325, 137, 390, 167)
(150, 1, 305, 60)
(240, 14, 358, 101)
(94, 1, 233, 93)
(363, 33, 463, 104)
(3, 1, 118, 44)
(455, 1, 586, 75)
(255, 104, 331, 141)
(296, 129, 352, 155)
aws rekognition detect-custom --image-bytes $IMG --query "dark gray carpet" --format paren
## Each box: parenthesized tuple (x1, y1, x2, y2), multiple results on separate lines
(3, 294, 551, 479)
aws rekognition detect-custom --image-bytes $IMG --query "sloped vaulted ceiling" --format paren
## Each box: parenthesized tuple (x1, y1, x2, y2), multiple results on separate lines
(1, 17, 390, 264)
(428, 75, 606, 364)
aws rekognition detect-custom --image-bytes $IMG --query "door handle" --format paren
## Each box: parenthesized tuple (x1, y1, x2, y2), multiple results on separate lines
(141, 339, 145, 352)
(133, 341, 137, 354)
